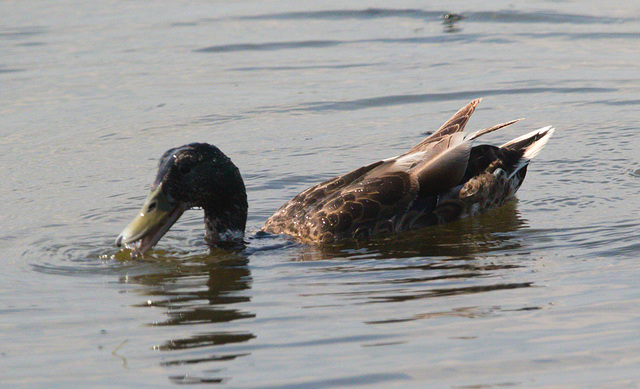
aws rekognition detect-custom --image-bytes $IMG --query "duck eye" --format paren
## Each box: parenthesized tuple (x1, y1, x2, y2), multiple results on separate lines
(179, 161, 195, 175)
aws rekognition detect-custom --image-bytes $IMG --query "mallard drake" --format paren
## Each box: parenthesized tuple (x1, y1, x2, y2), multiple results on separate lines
(116, 99, 553, 257)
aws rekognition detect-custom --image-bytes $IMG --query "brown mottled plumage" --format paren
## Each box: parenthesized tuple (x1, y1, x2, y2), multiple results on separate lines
(262, 99, 554, 243)
(116, 99, 553, 257)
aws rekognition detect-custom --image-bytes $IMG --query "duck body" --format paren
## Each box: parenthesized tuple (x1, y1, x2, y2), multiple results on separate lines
(116, 99, 553, 257)
(262, 100, 553, 243)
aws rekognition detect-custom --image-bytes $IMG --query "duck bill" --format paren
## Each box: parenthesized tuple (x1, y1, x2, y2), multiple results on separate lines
(115, 184, 184, 258)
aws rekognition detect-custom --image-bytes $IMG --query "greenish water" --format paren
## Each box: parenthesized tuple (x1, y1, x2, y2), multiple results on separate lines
(2, 0, 640, 387)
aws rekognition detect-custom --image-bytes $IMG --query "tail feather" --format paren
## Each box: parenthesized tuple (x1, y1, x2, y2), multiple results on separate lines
(409, 98, 481, 153)
(502, 126, 554, 178)
(501, 126, 554, 152)
(466, 118, 524, 141)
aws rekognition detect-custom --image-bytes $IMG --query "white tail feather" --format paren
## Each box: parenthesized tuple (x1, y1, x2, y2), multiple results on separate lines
(501, 126, 553, 149)
(503, 126, 555, 179)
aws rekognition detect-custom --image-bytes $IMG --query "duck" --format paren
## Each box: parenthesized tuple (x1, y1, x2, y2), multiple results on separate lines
(116, 99, 553, 257)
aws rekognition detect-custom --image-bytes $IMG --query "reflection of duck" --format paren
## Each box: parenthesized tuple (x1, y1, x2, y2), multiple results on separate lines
(116, 99, 553, 257)
(124, 252, 255, 370)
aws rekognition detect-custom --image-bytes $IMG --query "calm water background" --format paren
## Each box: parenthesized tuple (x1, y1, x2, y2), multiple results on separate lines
(2, 0, 640, 387)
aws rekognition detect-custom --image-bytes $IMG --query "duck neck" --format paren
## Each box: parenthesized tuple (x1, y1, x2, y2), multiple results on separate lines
(203, 199, 247, 246)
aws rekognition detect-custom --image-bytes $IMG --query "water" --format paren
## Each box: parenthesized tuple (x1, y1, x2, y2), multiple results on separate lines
(2, 0, 640, 387)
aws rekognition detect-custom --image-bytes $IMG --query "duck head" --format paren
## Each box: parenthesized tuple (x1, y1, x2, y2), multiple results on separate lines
(116, 143, 248, 257)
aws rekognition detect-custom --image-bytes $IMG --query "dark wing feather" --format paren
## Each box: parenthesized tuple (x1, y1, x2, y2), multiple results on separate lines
(408, 135, 472, 196)
(407, 98, 480, 153)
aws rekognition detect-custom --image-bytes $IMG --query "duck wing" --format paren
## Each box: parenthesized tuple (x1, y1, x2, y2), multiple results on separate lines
(400, 116, 523, 196)
(261, 132, 474, 243)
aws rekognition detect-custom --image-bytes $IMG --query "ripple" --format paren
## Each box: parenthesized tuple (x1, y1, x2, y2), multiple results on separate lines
(466, 10, 628, 24)
(186, 8, 631, 24)
(520, 218, 640, 260)
(196, 40, 341, 53)
(0, 67, 24, 74)
(230, 62, 380, 72)
(291, 87, 616, 113)
(0, 26, 48, 40)
(256, 372, 410, 389)
(26, 229, 219, 278)
(27, 236, 123, 277)
(193, 86, 617, 124)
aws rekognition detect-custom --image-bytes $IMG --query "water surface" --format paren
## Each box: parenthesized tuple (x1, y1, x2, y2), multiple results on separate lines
(2, 0, 640, 387)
